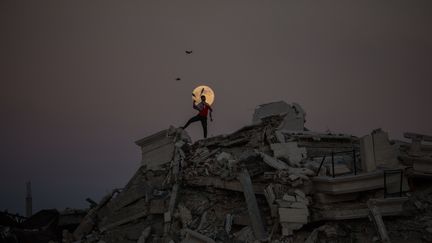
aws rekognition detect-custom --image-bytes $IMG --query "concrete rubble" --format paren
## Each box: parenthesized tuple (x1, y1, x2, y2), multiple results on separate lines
(2, 101, 432, 243)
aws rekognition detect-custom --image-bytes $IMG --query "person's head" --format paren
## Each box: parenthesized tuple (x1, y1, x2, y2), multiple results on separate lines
(200, 95, 206, 102)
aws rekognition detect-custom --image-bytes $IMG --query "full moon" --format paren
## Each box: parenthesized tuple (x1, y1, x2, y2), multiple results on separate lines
(192, 85, 215, 105)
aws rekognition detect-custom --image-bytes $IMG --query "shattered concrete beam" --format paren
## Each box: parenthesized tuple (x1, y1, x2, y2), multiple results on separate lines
(100, 211, 148, 232)
(238, 169, 267, 240)
(312, 171, 384, 195)
(313, 197, 408, 221)
(73, 189, 119, 239)
(368, 200, 391, 243)
(264, 185, 278, 217)
(167, 183, 179, 219)
(411, 156, 432, 173)
(191, 148, 221, 163)
(163, 183, 180, 236)
(186, 176, 265, 194)
(404, 132, 432, 142)
(360, 135, 377, 172)
(259, 152, 289, 170)
(404, 132, 432, 154)
(278, 208, 309, 223)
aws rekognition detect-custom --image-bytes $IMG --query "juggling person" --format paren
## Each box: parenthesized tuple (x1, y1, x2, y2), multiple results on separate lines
(181, 94, 213, 138)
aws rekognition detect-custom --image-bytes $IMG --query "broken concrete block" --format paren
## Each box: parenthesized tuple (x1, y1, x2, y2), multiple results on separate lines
(225, 214, 233, 234)
(264, 185, 277, 217)
(372, 129, 399, 168)
(216, 152, 233, 164)
(360, 134, 377, 172)
(238, 169, 267, 240)
(314, 192, 359, 204)
(73, 190, 118, 239)
(232, 213, 250, 226)
(316, 197, 408, 221)
(178, 204, 192, 227)
(100, 211, 149, 233)
(252, 101, 291, 124)
(168, 125, 192, 144)
(233, 226, 255, 242)
(252, 101, 305, 131)
(135, 129, 176, 170)
(312, 170, 384, 195)
(305, 224, 338, 243)
(271, 142, 307, 166)
(277, 199, 307, 209)
(167, 184, 179, 216)
(294, 189, 306, 200)
(368, 200, 391, 243)
(164, 212, 171, 223)
(278, 208, 309, 223)
(404, 132, 432, 155)
(258, 151, 289, 170)
(275, 130, 286, 143)
(288, 167, 315, 176)
(197, 211, 208, 230)
(412, 156, 432, 173)
(282, 194, 296, 202)
(289, 202, 308, 209)
(137, 226, 151, 243)
(291, 179, 304, 187)
(294, 190, 309, 205)
(289, 174, 300, 181)
(279, 102, 306, 131)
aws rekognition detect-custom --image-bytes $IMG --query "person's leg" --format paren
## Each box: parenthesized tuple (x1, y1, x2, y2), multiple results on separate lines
(200, 117, 208, 138)
(182, 115, 200, 129)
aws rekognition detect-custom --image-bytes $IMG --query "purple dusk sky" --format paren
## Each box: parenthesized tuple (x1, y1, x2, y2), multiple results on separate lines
(1, 1, 431, 214)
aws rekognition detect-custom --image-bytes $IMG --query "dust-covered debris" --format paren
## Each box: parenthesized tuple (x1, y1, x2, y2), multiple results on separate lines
(3, 101, 432, 243)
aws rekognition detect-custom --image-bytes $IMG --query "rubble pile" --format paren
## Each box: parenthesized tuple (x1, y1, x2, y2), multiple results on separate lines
(68, 101, 432, 243)
(2, 101, 432, 243)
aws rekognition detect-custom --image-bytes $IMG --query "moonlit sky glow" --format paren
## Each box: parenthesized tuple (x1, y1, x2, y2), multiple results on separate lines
(192, 85, 215, 105)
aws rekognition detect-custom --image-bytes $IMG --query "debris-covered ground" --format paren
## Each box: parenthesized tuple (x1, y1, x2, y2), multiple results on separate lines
(2, 101, 432, 243)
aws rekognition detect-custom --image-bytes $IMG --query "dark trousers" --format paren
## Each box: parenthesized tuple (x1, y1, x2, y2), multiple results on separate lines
(182, 115, 208, 138)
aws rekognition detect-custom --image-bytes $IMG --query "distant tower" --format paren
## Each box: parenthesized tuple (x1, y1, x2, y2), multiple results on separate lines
(26, 181, 32, 217)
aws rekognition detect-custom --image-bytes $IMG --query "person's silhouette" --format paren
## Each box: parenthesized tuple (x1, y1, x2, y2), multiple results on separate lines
(181, 95, 213, 138)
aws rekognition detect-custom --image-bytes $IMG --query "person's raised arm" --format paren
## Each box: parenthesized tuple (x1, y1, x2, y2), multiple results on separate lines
(193, 100, 199, 111)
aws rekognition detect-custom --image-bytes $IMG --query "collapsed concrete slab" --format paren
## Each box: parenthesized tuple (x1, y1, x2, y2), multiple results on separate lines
(368, 200, 391, 243)
(412, 156, 432, 174)
(135, 129, 176, 170)
(252, 101, 306, 131)
(404, 132, 432, 155)
(372, 129, 400, 168)
(360, 134, 377, 172)
(314, 192, 359, 204)
(270, 142, 307, 166)
(400, 132, 432, 176)
(238, 169, 267, 240)
(312, 171, 384, 194)
(313, 197, 408, 221)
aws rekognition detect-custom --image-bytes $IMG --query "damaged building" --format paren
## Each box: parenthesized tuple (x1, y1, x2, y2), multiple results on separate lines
(2, 101, 432, 243)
